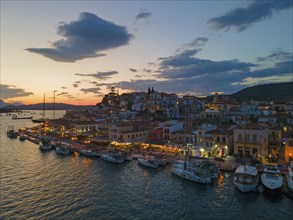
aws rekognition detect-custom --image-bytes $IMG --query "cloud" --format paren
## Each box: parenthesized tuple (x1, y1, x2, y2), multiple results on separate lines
(26, 12, 133, 62)
(56, 92, 69, 96)
(251, 60, 293, 78)
(208, 1, 293, 32)
(129, 68, 137, 72)
(256, 49, 293, 62)
(182, 37, 208, 49)
(80, 87, 102, 94)
(232, 73, 293, 86)
(111, 38, 292, 96)
(136, 10, 152, 21)
(156, 37, 255, 80)
(0, 84, 34, 99)
(75, 71, 118, 80)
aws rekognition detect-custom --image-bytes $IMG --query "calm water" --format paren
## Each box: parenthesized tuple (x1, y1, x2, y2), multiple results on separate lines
(1, 111, 292, 220)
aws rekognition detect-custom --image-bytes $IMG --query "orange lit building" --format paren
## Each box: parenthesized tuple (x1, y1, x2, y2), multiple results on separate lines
(284, 131, 293, 162)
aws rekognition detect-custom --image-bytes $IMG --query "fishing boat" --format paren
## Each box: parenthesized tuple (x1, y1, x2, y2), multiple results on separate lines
(233, 165, 259, 193)
(19, 134, 27, 141)
(39, 138, 53, 151)
(138, 158, 159, 169)
(7, 126, 18, 138)
(287, 161, 293, 193)
(12, 114, 33, 120)
(261, 167, 284, 194)
(55, 142, 70, 155)
(101, 152, 125, 164)
(233, 125, 259, 193)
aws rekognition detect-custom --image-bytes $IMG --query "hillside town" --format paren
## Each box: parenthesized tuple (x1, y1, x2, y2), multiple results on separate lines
(43, 86, 293, 165)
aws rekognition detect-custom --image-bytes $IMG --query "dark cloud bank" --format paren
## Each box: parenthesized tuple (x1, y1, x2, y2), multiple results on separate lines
(208, 0, 292, 32)
(26, 12, 133, 62)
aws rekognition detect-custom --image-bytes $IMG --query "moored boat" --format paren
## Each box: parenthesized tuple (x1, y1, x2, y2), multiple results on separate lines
(173, 160, 220, 179)
(138, 158, 159, 169)
(287, 161, 293, 193)
(19, 134, 27, 141)
(32, 118, 49, 123)
(101, 152, 125, 164)
(79, 149, 100, 157)
(261, 167, 283, 194)
(7, 126, 18, 138)
(55, 142, 70, 155)
(171, 162, 212, 184)
(233, 165, 259, 193)
(12, 114, 33, 120)
(39, 138, 53, 151)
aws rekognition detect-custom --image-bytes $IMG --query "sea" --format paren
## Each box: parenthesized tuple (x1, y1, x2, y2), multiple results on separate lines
(0, 110, 292, 220)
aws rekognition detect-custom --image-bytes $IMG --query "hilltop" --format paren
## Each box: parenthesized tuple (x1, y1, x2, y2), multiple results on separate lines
(230, 82, 293, 101)
(1, 82, 292, 111)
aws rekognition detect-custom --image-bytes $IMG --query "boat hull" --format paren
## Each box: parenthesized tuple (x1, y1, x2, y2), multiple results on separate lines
(171, 167, 212, 184)
(138, 158, 158, 169)
(233, 178, 258, 193)
(79, 150, 99, 157)
(101, 154, 124, 164)
(56, 147, 70, 155)
(287, 162, 293, 193)
(261, 172, 284, 195)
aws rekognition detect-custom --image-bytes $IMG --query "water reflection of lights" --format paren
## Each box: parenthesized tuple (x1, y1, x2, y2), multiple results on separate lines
(82, 158, 93, 167)
(216, 173, 225, 192)
(143, 170, 148, 177)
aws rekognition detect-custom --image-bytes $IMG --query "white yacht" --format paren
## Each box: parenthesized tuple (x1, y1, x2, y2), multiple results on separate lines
(233, 165, 259, 193)
(101, 152, 125, 164)
(173, 160, 220, 179)
(171, 161, 212, 184)
(287, 161, 293, 193)
(138, 158, 159, 169)
(79, 149, 100, 157)
(261, 167, 283, 193)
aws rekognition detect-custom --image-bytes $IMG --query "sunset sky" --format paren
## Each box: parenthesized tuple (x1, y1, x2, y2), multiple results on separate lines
(1, 0, 292, 105)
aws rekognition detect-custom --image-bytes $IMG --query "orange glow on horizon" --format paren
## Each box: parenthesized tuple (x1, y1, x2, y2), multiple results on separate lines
(4, 97, 102, 106)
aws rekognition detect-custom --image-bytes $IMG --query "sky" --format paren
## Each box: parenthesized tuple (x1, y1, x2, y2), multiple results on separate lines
(1, 0, 292, 106)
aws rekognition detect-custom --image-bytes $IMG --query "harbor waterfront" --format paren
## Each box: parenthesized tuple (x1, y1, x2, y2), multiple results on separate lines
(1, 111, 292, 220)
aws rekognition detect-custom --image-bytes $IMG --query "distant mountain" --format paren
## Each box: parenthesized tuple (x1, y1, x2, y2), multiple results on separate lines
(0, 99, 22, 108)
(3, 103, 77, 110)
(0, 99, 6, 108)
(230, 82, 293, 101)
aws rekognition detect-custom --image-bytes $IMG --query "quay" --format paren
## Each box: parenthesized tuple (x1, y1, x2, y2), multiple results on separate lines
(18, 125, 289, 175)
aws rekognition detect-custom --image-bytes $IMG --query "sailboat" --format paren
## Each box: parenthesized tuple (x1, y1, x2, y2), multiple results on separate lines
(32, 94, 49, 123)
(233, 125, 259, 193)
(171, 105, 212, 184)
(171, 146, 212, 184)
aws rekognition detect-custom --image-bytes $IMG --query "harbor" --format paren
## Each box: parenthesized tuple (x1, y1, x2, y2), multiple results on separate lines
(1, 110, 293, 220)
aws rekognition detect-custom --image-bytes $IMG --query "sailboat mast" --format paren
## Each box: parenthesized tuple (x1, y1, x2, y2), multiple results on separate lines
(43, 94, 46, 118)
(53, 90, 56, 121)
(184, 103, 189, 170)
